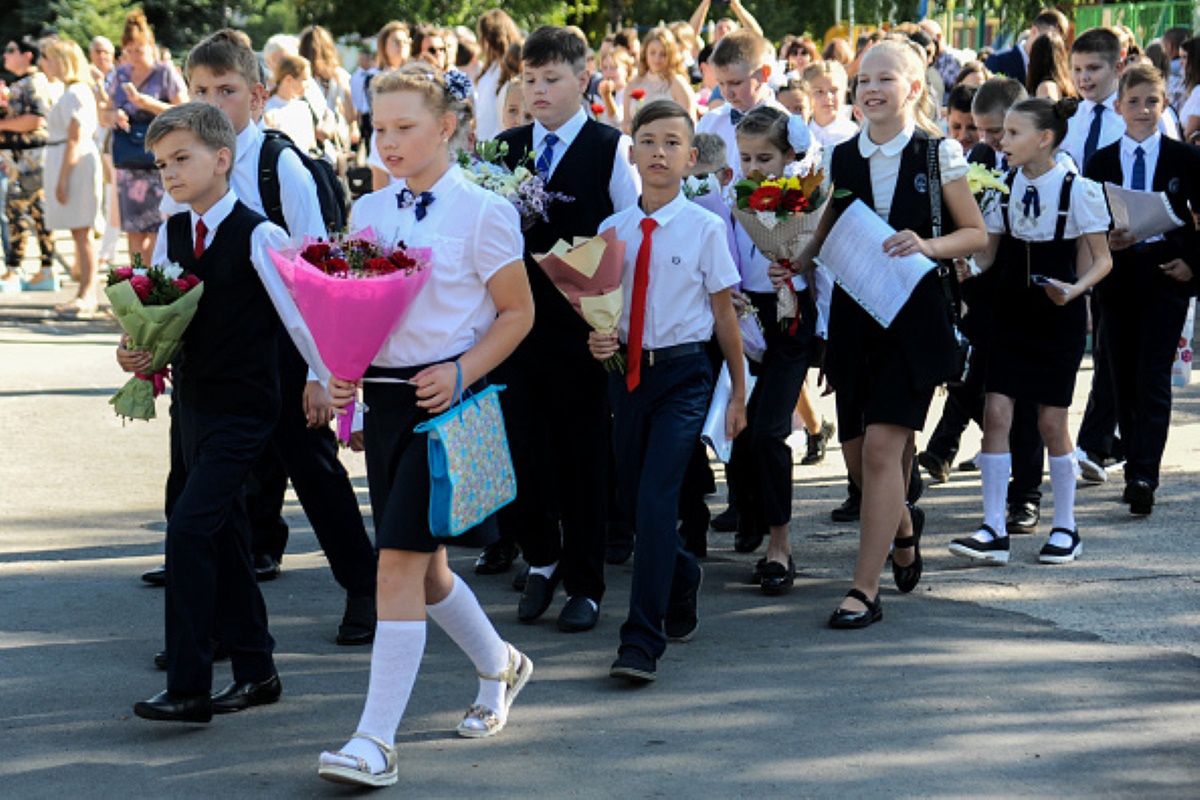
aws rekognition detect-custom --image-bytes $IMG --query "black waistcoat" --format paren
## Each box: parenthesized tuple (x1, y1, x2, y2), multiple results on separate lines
(166, 202, 281, 418)
(825, 129, 957, 390)
(497, 120, 621, 358)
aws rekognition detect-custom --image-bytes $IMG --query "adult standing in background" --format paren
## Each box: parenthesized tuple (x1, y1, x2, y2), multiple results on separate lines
(1026, 31, 1074, 102)
(41, 38, 102, 316)
(300, 25, 357, 159)
(104, 9, 186, 266)
(1179, 38, 1200, 142)
(88, 35, 122, 274)
(984, 8, 1068, 87)
(474, 10, 522, 142)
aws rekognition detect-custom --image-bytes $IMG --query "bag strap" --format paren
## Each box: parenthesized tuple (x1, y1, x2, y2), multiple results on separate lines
(451, 361, 464, 406)
(926, 138, 963, 325)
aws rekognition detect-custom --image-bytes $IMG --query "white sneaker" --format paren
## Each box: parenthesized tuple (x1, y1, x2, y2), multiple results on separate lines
(1075, 448, 1107, 483)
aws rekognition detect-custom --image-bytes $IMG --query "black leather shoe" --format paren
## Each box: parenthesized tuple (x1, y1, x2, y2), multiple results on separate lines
(733, 525, 765, 554)
(134, 690, 213, 723)
(1007, 501, 1040, 534)
(665, 567, 702, 642)
(141, 564, 167, 587)
(917, 451, 950, 484)
(605, 539, 634, 566)
(759, 556, 795, 596)
(556, 595, 599, 632)
(154, 642, 229, 671)
(211, 673, 282, 713)
(511, 562, 530, 593)
(254, 553, 281, 582)
(336, 594, 376, 645)
(609, 647, 656, 683)
(517, 569, 560, 622)
(474, 541, 518, 575)
(746, 557, 768, 585)
(710, 505, 739, 533)
(1124, 479, 1154, 516)
(828, 589, 882, 630)
(892, 504, 924, 594)
(830, 493, 861, 523)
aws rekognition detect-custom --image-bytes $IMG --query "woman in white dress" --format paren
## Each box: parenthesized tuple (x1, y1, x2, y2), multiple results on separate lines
(473, 9, 522, 141)
(41, 38, 102, 316)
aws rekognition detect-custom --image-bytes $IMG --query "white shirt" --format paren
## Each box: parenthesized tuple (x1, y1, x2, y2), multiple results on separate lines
(599, 191, 740, 349)
(159, 122, 326, 242)
(808, 116, 859, 149)
(1060, 93, 1177, 167)
(1181, 86, 1200, 128)
(696, 96, 786, 180)
(851, 123, 969, 221)
(264, 95, 319, 157)
(474, 63, 503, 142)
(984, 162, 1111, 241)
(350, 67, 376, 115)
(533, 107, 640, 210)
(1119, 131, 1166, 243)
(348, 165, 524, 367)
(150, 189, 331, 383)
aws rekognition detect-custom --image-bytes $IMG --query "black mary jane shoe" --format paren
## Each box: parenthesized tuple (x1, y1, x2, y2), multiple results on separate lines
(892, 504, 925, 594)
(759, 556, 796, 596)
(828, 589, 882, 630)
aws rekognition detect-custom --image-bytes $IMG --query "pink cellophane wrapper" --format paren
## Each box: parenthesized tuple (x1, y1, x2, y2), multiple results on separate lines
(269, 228, 433, 443)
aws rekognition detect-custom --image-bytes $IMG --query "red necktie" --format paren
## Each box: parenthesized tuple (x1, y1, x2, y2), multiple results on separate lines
(625, 217, 658, 391)
(194, 218, 208, 259)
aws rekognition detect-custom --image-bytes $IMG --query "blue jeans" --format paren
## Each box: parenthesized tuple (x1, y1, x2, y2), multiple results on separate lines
(610, 353, 712, 659)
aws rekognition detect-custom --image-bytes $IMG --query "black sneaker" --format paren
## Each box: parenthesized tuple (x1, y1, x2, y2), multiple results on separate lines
(917, 451, 950, 484)
(830, 493, 860, 523)
(664, 567, 702, 642)
(710, 505, 739, 533)
(948, 526, 1011, 564)
(800, 420, 835, 465)
(1006, 501, 1040, 534)
(610, 647, 657, 683)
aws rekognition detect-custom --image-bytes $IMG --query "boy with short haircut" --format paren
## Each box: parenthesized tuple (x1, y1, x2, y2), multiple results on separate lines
(946, 83, 980, 151)
(494, 26, 640, 633)
(1061, 28, 1126, 171)
(128, 103, 326, 722)
(969, 77, 1028, 166)
(590, 99, 745, 682)
(696, 28, 782, 177)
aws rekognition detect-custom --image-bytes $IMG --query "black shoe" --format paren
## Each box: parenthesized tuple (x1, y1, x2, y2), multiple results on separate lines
(609, 647, 657, 683)
(759, 556, 795, 595)
(1038, 527, 1082, 564)
(605, 539, 634, 565)
(253, 553, 281, 582)
(336, 594, 376, 646)
(1124, 479, 1154, 516)
(557, 595, 599, 632)
(1007, 501, 1040, 534)
(665, 567, 702, 642)
(733, 526, 765, 554)
(948, 525, 1011, 564)
(154, 642, 229, 671)
(892, 504, 924, 594)
(746, 557, 768, 585)
(133, 690, 212, 723)
(827, 589, 882, 630)
(141, 564, 167, 587)
(830, 493, 861, 523)
(211, 673, 282, 713)
(710, 505, 739, 533)
(517, 569, 560, 622)
(511, 562, 530, 592)
(917, 451, 950, 484)
(800, 420, 835, 465)
(958, 455, 979, 472)
(474, 541, 518, 575)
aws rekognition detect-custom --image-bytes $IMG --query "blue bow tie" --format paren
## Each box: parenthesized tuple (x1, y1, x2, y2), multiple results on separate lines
(1021, 185, 1041, 219)
(730, 108, 744, 126)
(397, 188, 435, 221)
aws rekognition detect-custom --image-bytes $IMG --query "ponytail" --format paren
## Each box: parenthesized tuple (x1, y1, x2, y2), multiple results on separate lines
(1012, 96, 1077, 147)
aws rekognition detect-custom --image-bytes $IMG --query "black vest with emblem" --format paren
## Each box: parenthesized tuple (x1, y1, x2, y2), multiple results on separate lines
(166, 202, 281, 418)
(497, 120, 621, 359)
(825, 128, 958, 391)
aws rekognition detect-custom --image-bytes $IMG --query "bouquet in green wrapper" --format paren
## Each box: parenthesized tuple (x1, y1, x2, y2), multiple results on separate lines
(105, 255, 204, 421)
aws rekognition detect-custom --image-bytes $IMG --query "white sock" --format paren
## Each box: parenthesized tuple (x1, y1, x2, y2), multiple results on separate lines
(527, 561, 558, 580)
(974, 452, 1011, 541)
(1048, 454, 1077, 547)
(319, 621, 426, 775)
(427, 575, 509, 716)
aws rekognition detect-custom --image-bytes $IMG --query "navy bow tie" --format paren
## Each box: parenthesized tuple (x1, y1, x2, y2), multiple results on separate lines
(730, 108, 744, 126)
(1021, 185, 1041, 219)
(397, 188, 435, 221)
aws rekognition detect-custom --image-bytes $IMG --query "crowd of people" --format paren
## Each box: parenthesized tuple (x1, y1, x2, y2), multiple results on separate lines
(4, 2, 1200, 790)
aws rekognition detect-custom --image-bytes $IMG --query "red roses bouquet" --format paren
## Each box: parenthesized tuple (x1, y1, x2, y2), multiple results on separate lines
(104, 254, 204, 421)
(297, 235, 425, 278)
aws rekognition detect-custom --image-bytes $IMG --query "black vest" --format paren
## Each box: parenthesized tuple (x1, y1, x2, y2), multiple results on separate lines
(497, 120, 621, 358)
(826, 129, 958, 390)
(166, 202, 281, 418)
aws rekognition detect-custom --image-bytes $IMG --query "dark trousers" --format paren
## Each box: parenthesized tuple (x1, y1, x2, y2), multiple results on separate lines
(611, 353, 710, 660)
(1100, 260, 1190, 489)
(246, 343, 377, 597)
(166, 407, 276, 696)
(1077, 292, 1121, 459)
(496, 340, 609, 602)
(728, 291, 813, 534)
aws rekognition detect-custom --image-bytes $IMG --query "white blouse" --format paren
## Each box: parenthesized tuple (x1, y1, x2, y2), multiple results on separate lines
(984, 163, 1111, 241)
(808, 116, 859, 149)
(851, 123, 969, 221)
(474, 63, 503, 142)
(348, 165, 524, 367)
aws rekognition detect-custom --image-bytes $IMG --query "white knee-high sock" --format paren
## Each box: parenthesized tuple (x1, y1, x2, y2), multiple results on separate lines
(427, 574, 509, 714)
(320, 620, 426, 774)
(1048, 454, 1077, 545)
(976, 452, 1011, 540)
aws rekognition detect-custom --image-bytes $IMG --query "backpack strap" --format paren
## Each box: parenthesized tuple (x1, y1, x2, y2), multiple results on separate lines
(258, 131, 290, 231)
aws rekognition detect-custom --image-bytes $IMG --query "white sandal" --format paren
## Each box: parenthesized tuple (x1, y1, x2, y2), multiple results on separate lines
(455, 643, 533, 739)
(317, 732, 398, 788)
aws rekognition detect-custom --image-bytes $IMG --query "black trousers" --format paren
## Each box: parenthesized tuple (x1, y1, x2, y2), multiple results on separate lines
(166, 406, 275, 696)
(1077, 292, 1121, 459)
(496, 337, 610, 602)
(1100, 257, 1190, 489)
(244, 342, 376, 597)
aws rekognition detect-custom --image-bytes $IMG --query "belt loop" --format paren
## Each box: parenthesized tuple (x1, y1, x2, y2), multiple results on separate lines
(648, 349, 655, 367)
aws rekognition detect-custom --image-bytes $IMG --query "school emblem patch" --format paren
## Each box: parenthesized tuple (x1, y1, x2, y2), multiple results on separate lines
(1168, 177, 1181, 194)
(914, 174, 928, 194)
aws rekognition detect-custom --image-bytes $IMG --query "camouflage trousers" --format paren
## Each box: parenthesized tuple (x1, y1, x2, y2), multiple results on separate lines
(5, 167, 53, 270)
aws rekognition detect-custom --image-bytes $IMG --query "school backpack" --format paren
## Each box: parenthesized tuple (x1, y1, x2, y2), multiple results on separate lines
(258, 128, 348, 234)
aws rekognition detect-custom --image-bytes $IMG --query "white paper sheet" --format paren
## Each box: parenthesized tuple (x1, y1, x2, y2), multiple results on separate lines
(702, 359, 756, 463)
(814, 199, 938, 328)
(1104, 183, 1186, 243)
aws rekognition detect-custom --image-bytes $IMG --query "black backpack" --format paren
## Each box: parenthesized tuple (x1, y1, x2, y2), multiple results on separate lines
(258, 128, 348, 234)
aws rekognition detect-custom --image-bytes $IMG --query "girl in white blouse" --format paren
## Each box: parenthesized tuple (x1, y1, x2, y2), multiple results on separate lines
(950, 97, 1111, 567)
(318, 65, 535, 789)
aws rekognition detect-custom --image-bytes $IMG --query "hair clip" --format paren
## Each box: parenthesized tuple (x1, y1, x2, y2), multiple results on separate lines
(444, 69, 473, 102)
(787, 114, 812, 155)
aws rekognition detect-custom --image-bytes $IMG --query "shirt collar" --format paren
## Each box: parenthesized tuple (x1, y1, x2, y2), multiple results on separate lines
(534, 107, 587, 150)
(190, 189, 239, 235)
(639, 190, 689, 228)
(399, 163, 465, 197)
(1080, 92, 1117, 115)
(1121, 130, 1161, 159)
(859, 122, 915, 158)
(235, 122, 262, 166)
